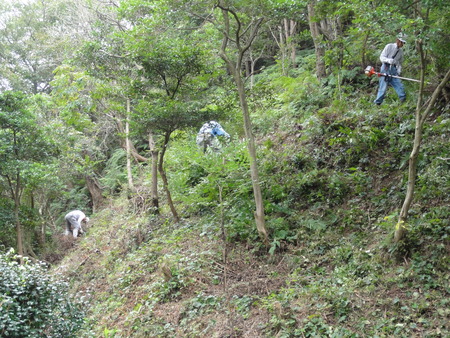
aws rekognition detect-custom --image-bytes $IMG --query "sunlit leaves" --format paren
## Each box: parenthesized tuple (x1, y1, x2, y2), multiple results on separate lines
(0, 91, 59, 193)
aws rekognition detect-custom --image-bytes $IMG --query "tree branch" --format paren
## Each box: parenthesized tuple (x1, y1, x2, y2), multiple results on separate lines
(419, 69, 450, 126)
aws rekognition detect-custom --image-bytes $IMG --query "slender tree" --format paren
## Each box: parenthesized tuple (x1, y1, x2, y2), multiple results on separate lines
(389, 0, 450, 241)
(125, 98, 135, 192)
(307, 0, 326, 79)
(0, 92, 57, 260)
(268, 0, 305, 76)
(211, 1, 269, 244)
(122, 15, 221, 220)
(395, 41, 450, 242)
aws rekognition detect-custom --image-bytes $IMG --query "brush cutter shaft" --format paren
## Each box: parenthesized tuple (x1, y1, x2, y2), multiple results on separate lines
(380, 73, 421, 83)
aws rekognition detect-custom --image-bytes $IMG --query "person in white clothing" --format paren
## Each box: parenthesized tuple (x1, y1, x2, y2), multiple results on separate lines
(374, 33, 407, 105)
(196, 121, 230, 153)
(64, 210, 89, 238)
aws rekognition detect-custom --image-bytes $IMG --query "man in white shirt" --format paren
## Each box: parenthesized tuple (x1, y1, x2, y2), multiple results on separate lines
(64, 210, 89, 238)
(374, 33, 407, 105)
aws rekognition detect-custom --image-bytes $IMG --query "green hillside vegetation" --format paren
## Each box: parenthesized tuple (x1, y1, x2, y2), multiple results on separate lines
(54, 62, 449, 337)
(1, 0, 449, 337)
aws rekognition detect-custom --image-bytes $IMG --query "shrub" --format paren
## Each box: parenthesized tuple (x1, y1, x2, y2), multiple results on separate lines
(0, 250, 87, 337)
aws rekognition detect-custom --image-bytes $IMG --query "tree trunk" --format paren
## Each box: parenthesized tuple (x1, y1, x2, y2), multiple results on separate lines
(40, 220, 46, 245)
(14, 203, 24, 262)
(285, 19, 297, 68)
(126, 99, 135, 193)
(217, 3, 269, 245)
(85, 176, 104, 213)
(247, 47, 265, 89)
(234, 74, 268, 245)
(13, 189, 24, 262)
(149, 131, 160, 214)
(277, 25, 288, 76)
(158, 131, 179, 222)
(269, 19, 297, 76)
(395, 120, 422, 242)
(394, 50, 450, 242)
(307, 1, 326, 79)
(11, 172, 24, 263)
(115, 117, 149, 163)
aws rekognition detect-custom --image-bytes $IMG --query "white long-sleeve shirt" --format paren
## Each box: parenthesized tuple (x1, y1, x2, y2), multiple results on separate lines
(65, 210, 86, 226)
(380, 43, 404, 74)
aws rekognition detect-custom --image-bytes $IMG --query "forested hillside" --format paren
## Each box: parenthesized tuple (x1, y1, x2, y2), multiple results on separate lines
(1, 0, 449, 337)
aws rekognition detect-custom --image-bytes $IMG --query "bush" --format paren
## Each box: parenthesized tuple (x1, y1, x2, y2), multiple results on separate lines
(0, 250, 87, 337)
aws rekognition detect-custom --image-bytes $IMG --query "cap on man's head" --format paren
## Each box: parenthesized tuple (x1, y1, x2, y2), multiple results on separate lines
(397, 33, 407, 43)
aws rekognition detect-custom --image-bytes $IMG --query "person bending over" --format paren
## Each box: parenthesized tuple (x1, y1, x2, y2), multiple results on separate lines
(196, 121, 230, 153)
(64, 210, 89, 238)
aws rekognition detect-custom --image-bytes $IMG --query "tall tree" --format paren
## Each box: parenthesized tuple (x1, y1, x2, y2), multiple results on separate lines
(214, 1, 269, 245)
(393, 0, 450, 241)
(268, 1, 306, 76)
(168, 0, 271, 243)
(0, 0, 90, 93)
(307, 0, 326, 79)
(116, 0, 224, 219)
(0, 91, 57, 259)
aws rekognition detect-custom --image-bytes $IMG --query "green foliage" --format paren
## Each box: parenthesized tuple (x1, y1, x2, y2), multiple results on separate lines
(0, 91, 63, 250)
(252, 53, 328, 119)
(183, 168, 260, 245)
(179, 292, 222, 322)
(99, 149, 127, 196)
(268, 217, 296, 255)
(50, 66, 98, 131)
(1, 1, 450, 337)
(168, 137, 255, 235)
(0, 199, 15, 248)
(0, 0, 71, 94)
(0, 250, 87, 337)
(231, 295, 254, 319)
(59, 187, 92, 214)
(0, 91, 58, 165)
(136, 37, 207, 95)
(0, 92, 59, 189)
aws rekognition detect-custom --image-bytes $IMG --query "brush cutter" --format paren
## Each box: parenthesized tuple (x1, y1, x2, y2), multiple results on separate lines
(364, 65, 421, 83)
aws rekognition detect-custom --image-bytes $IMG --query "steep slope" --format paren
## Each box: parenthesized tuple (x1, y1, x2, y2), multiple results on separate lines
(53, 157, 449, 337)
(53, 68, 450, 337)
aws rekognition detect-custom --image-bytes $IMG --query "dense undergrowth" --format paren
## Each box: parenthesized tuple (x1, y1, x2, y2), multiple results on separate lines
(0, 251, 86, 337)
(52, 61, 449, 337)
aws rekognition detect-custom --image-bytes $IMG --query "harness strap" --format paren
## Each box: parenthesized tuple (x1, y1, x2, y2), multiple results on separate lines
(390, 48, 400, 61)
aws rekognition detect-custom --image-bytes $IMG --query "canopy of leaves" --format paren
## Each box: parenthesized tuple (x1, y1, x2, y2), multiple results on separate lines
(0, 92, 59, 191)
